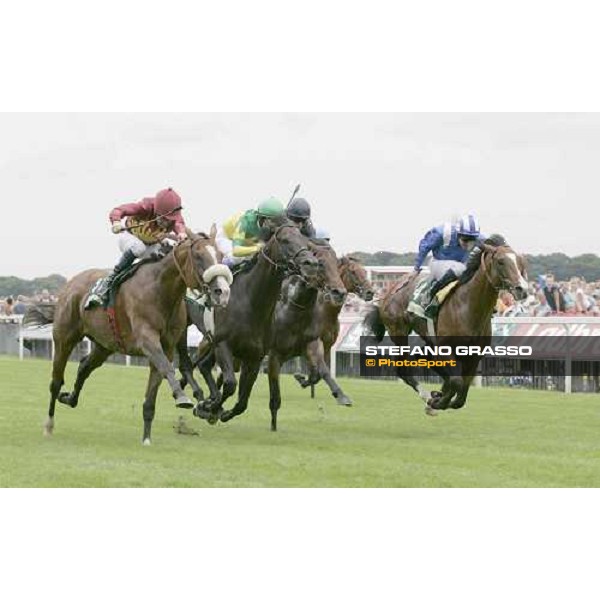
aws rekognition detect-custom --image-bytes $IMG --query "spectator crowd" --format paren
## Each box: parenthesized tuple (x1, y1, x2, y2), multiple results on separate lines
(495, 274, 600, 317)
(0, 289, 57, 320)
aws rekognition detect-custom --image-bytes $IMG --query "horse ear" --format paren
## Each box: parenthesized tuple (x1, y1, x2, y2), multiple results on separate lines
(185, 227, 199, 241)
(481, 243, 496, 254)
(209, 223, 217, 243)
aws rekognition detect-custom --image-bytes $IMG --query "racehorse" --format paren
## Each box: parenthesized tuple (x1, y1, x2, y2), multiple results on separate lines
(24, 231, 231, 445)
(193, 216, 322, 425)
(267, 241, 347, 431)
(364, 238, 528, 411)
(293, 255, 374, 405)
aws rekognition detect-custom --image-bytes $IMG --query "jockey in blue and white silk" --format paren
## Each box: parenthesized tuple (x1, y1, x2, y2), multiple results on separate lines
(414, 215, 486, 318)
(415, 214, 486, 280)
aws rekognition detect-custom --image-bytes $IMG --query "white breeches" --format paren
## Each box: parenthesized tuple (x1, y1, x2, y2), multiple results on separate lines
(116, 232, 160, 258)
(429, 259, 466, 280)
(215, 227, 233, 259)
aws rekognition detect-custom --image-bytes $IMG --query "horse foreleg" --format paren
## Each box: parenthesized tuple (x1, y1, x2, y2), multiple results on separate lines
(176, 334, 204, 402)
(142, 364, 163, 445)
(220, 359, 262, 424)
(140, 334, 193, 409)
(198, 351, 220, 403)
(307, 339, 352, 407)
(267, 353, 282, 431)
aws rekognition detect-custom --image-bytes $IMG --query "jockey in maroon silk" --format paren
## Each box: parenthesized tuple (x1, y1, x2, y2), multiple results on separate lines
(86, 188, 188, 308)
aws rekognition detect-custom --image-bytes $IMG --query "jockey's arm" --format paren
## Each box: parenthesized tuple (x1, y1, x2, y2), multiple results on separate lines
(232, 241, 262, 257)
(415, 228, 443, 270)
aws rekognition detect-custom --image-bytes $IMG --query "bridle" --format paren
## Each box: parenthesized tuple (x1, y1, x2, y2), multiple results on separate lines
(260, 224, 317, 280)
(340, 258, 372, 300)
(480, 246, 523, 292)
(172, 238, 211, 293)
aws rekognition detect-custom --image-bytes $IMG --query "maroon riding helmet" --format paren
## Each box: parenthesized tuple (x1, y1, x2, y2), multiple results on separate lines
(155, 188, 182, 220)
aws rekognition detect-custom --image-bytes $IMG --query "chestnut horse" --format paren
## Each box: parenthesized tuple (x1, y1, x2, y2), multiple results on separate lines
(24, 231, 231, 445)
(364, 239, 528, 412)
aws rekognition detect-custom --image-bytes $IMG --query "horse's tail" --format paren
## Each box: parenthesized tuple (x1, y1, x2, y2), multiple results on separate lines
(23, 303, 56, 327)
(363, 305, 385, 342)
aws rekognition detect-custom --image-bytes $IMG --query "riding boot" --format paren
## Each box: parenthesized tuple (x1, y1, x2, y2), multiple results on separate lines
(425, 269, 458, 318)
(106, 249, 136, 286)
(85, 250, 137, 309)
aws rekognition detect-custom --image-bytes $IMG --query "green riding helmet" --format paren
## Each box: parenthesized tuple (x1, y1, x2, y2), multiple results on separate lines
(256, 197, 285, 218)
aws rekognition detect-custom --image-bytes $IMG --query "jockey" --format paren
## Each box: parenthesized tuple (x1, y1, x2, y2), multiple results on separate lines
(414, 214, 486, 317)
(87, 188, 187, 307)
(286, 197, 317, 238)
(218, 197, 285, 267)
(314, 227, 331, 242)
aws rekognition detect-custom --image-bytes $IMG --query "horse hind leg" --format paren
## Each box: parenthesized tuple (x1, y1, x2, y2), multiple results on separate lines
(45, 335, 81, 436)
(142, 365, 163, 445)
(58, 344, 111, 409)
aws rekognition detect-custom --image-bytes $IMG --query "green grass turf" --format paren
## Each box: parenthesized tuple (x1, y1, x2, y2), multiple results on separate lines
(1, 355, 599, 487)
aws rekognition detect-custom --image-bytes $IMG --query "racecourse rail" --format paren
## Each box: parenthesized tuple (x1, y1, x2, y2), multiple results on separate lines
(5, 313, 600, 394)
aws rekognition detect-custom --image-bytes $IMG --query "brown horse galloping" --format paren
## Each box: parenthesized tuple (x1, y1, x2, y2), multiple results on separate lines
(24, 231, 231, 445)
(293, 255, 375, 404)
(267, 241, 347, 431)
(194, 217, 322, 425)
(364, 239, 528, 412)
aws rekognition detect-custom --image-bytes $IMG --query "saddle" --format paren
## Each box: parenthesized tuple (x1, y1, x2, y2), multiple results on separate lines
(229, 254, 258, 279)
(84, 255, 160, 311)
(407, 274, 459, 335)
(185, 291, 216, 339)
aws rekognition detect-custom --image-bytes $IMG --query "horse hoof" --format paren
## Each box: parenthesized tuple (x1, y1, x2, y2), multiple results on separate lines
(424, 405, 438, 417)
(336, 395, 353, 407)
(58, 392, 77, 408)
(175, 396, 194, 409)
(293, 373, 306, 385)
(142, 438, 151, 446)
(220, 410, 233, 423)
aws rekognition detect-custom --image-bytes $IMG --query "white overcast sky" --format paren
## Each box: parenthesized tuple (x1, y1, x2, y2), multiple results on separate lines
(1, 112, 599, 279)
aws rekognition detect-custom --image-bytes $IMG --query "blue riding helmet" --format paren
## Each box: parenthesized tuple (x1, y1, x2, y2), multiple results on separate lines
(456, 214, 480, 238)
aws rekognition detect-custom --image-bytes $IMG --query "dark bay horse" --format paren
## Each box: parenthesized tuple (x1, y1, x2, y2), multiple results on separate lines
(194, 217, 322, 425)
(267, 241, 347, 431)
(364, 239, 528, 412)
(24, 231, 231, 445)
(293, 255, 375, 405)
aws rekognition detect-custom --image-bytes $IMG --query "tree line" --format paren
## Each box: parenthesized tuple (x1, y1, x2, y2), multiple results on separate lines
(347, 251, 600, 281)
(2, 252, 600, 297)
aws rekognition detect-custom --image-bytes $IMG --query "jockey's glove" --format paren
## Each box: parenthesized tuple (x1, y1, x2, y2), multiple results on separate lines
(111, 222, 123, 234)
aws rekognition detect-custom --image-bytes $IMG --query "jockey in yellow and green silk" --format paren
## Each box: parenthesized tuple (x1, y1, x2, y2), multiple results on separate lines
(216, 197, 285, 267)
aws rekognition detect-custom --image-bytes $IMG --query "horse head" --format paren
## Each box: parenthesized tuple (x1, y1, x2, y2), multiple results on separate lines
(262, 216, 320, 286)
(480, 240, 528, 301)
(176, 229, 232, 307)
(308, 241, 347, 307)
(338, 255, 374, 302)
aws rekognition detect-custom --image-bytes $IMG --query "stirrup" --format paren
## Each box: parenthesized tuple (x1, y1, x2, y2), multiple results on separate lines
(424, 299, 440, 319)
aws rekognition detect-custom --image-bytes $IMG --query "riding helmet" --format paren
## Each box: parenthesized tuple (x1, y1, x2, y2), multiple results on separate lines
(287, 197, 311, 220)
(456, 214, 480, 238)
(257, 197, 285, 218)
(155, 188, 182, 220)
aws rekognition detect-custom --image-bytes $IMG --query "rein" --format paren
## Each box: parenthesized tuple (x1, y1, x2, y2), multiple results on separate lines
(480, 247, 518, 292)
(172, 241, 205, 292)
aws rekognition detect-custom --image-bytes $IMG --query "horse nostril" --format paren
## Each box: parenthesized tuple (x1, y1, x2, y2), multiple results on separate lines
(215, 288, 223, 296)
